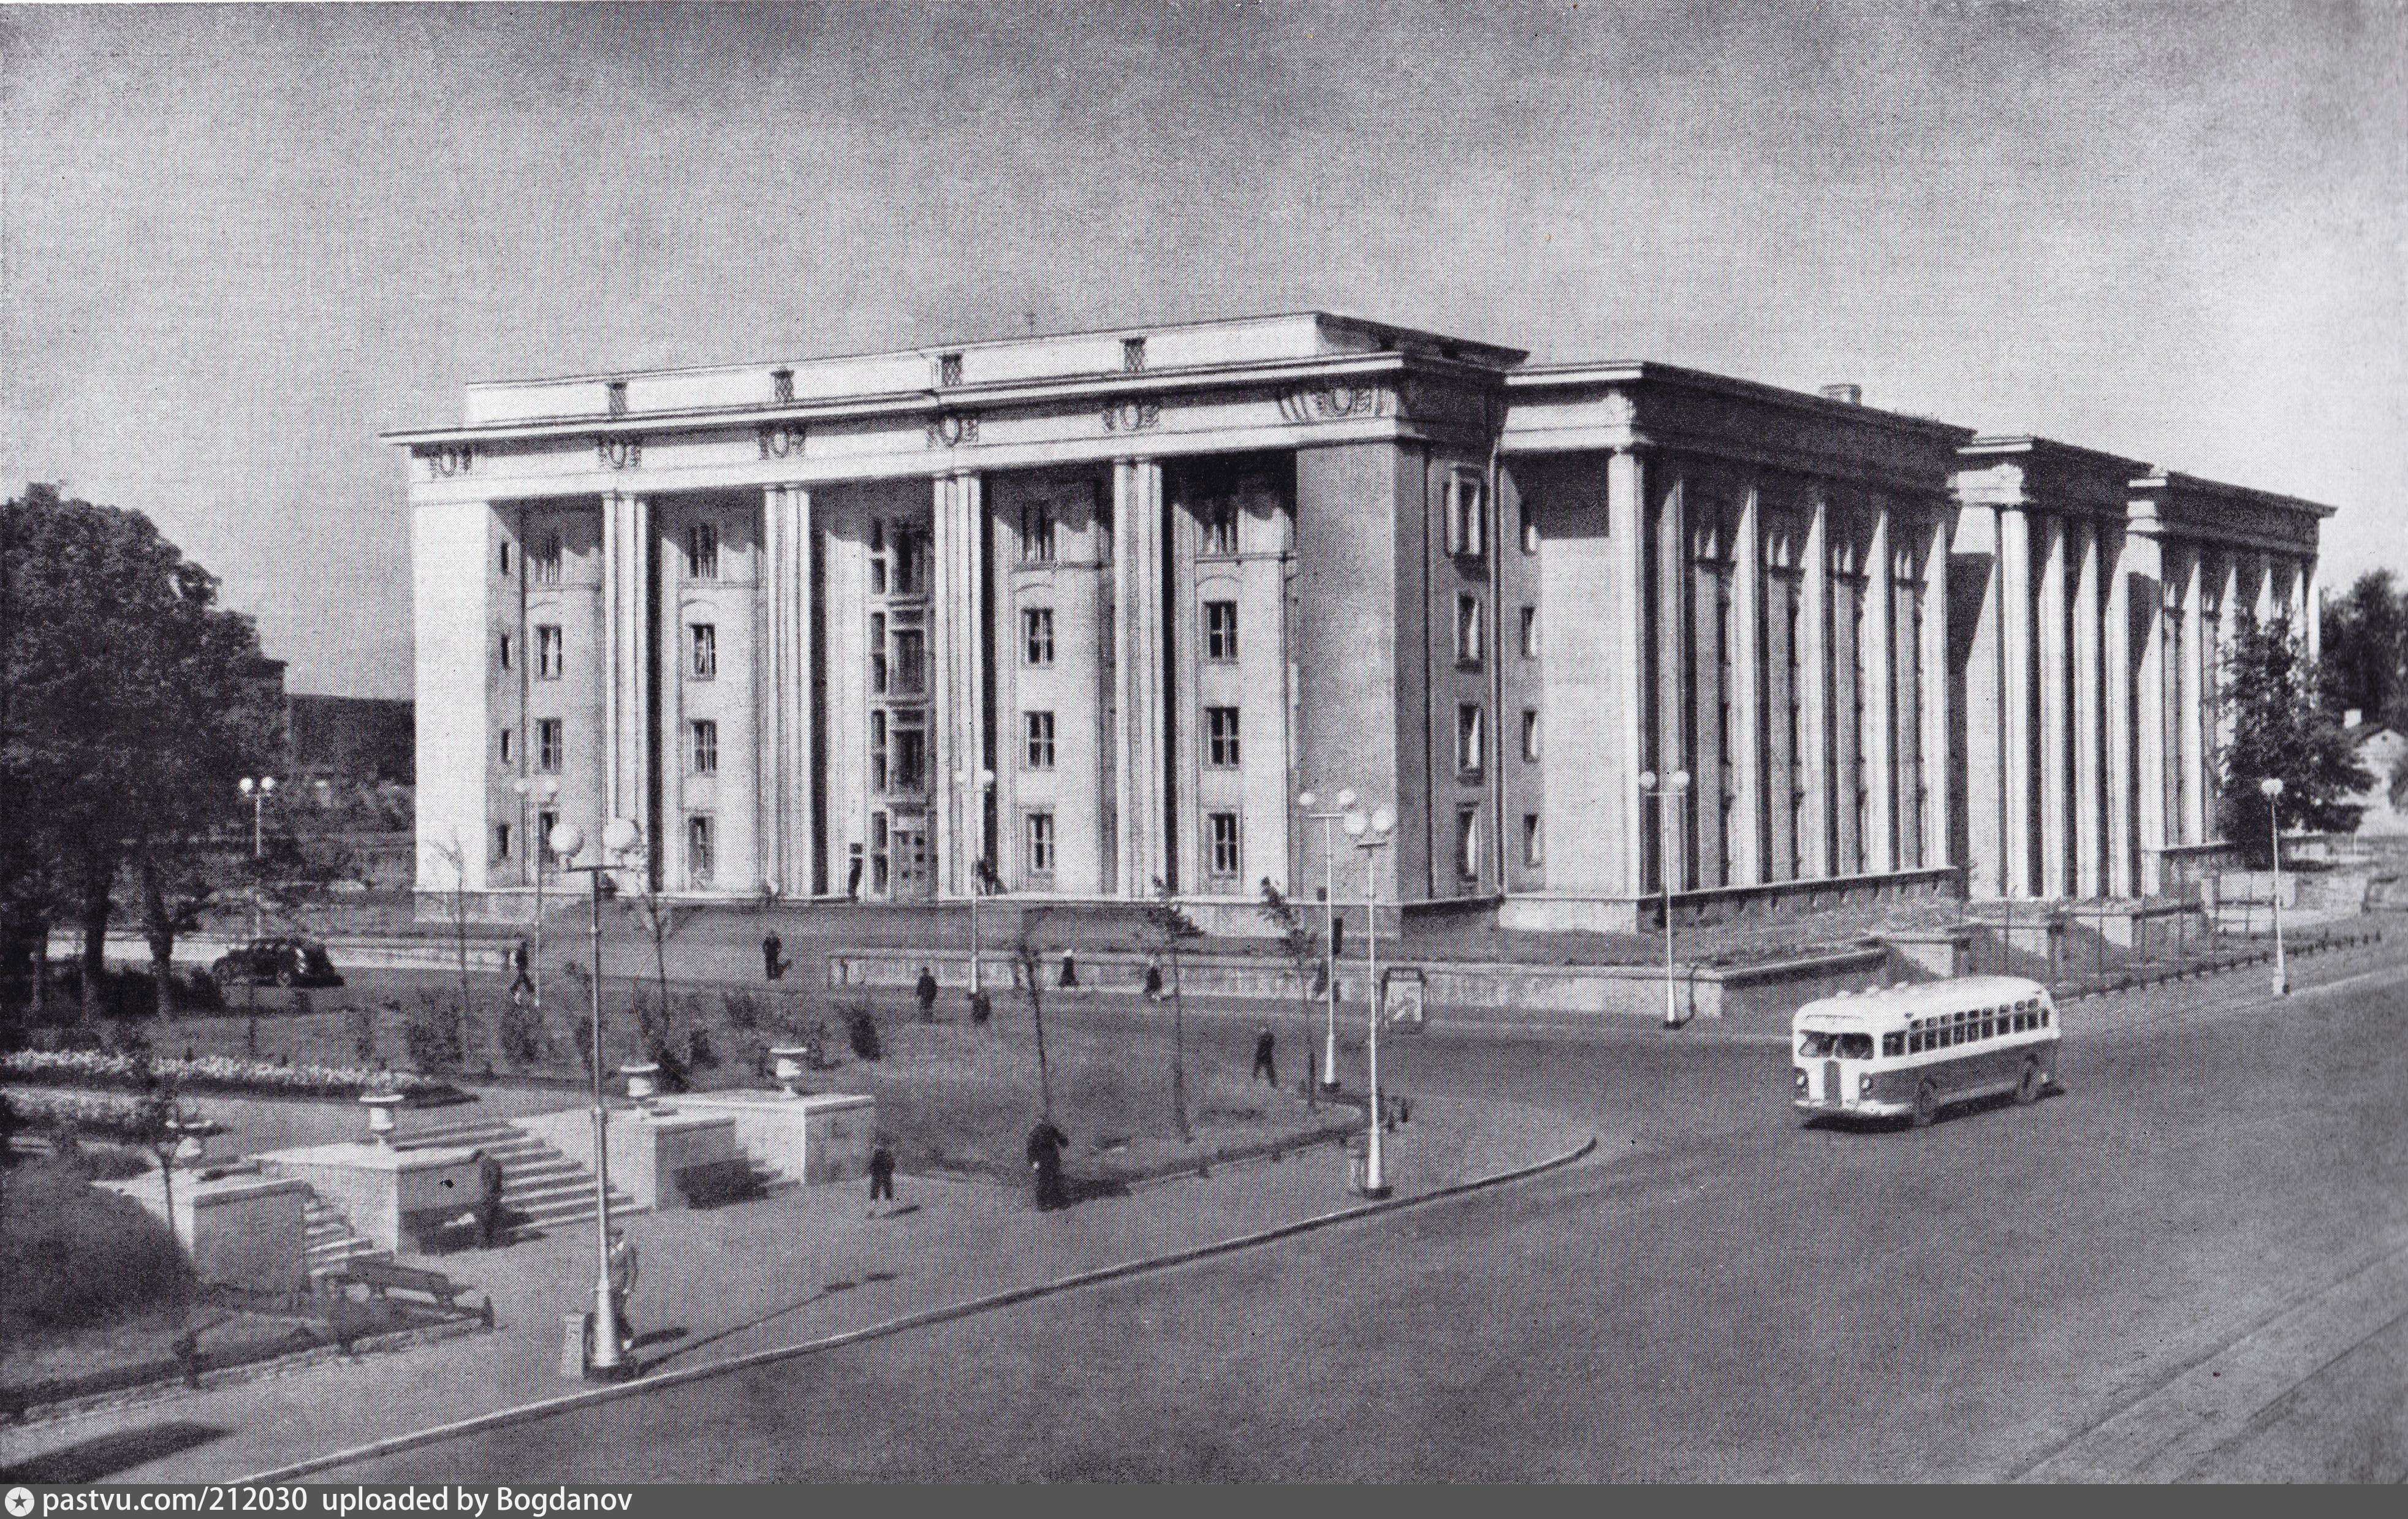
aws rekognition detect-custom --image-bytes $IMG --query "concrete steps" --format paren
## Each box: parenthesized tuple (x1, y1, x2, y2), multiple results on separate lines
(397, 1117, 646, 1233)
(302, 1194, 383, 1277)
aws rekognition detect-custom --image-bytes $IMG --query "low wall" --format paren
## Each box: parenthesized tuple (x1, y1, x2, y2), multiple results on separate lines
(671, 1091, 876, 1186)
(1500, 867, 1962, 934)
(101, 1169, 310, 1296)
(512, 1107, 740, 1210)
(257, 1142, 482, 1254)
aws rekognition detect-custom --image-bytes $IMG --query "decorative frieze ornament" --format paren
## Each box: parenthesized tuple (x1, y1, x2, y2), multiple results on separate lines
(925, 411, 979, 448)
(1101, 398, 1161, 433)
(420, 444, 477, 479)
(757, 420, 807, 460)
(596, 435, 644, 470)
(1600, 390, 1637, 428)
(1275, 382, 1389, 425)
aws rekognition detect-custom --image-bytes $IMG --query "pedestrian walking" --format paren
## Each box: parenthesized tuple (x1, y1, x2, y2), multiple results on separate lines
(475, 1148, 507, 1249)
(1251, 1023, 1278, 1087)
(1058, 950, 1079, 989)
(762, 930, 785, 982)
(606, 1226, 639, 1353)
(868, 1140, 896, 1203)
(1025, 1116, 1069, 1210)
(1142, 958, 1163, 1002)
(968, 988, 992, 1026)
(915, 966, 940, 1021)
(506, 938, 534, 1002)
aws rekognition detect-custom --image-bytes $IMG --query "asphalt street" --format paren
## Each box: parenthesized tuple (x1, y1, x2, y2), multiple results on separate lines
(298, 952, 2408, 1482)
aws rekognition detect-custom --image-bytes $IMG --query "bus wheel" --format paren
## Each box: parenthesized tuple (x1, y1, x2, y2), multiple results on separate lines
(1911, 1080, 1937, 1128)
(2015, 1059, 2042, 1105)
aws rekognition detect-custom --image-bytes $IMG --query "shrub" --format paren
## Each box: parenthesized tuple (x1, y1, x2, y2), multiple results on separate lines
(403, 993, 466, 1075)
(175, 969, 225, 1012)
(845, 1004, 883, 1062)
(0, 1156, 196, 1341)
(685, 1027, 717, 1069)
(346, 1002, 381, 1065)
(498, 994, 544, 1067)
(722, 991, 764, 1031)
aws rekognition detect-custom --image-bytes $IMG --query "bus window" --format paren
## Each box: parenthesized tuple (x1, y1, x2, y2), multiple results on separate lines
(1837, 1034, 1874, 1059)
(2041, 1007, 2051, 1026)
(1799, 1031, 1840, 1057)
(1882, 1032, 1904, 1057)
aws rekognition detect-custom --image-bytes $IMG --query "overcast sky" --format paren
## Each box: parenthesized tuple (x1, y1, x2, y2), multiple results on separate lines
(4, 1, 2401, 697)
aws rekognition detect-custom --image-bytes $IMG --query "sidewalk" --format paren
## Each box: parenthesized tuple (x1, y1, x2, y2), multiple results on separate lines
(0, 1094, 1600, 1483)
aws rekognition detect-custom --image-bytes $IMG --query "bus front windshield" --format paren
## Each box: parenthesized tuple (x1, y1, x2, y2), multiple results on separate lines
(1798, 1031, 1875, 1059)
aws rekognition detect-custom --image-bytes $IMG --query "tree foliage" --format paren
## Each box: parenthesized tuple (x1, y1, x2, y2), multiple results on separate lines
(2217, 613, 2369, 865)
(1, 484, 279, 1021)
(2317, 569, 2408, 727)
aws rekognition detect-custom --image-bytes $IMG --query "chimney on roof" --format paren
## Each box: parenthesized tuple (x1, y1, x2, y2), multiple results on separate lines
(1820, 384, 1863, 405)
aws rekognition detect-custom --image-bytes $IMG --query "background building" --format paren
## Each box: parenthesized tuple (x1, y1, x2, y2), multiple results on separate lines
(393, 314, 2334, 927)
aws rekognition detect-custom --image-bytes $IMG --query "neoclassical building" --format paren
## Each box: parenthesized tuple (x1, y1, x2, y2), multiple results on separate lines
(392, 313, 2332, 927)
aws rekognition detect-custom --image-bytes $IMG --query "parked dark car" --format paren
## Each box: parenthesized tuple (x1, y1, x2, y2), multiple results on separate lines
(210, 938, 344, 988)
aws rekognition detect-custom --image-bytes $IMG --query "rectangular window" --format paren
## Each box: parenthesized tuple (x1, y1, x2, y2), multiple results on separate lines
(1456, 703, 1485, 776)
(492, 822, 512, 863)
(1520, 605, 1540, 659)
(536, 625, 563, 680)
(1022, 607, 1055, 666)
(1204, 600, 1239, 662)
(686, 815, 715, 885)
(497, 632, 512, 672)
(1208, 811, 1241, 877)
(536, 809, 558, 858)
(498, 541, 513, 578)
(869, 520, 889, 596)
(870, 613, 888, 693)
(1456, 806, 1481, 879)
(1519, 493, 1539, 555)
(1456, 593, 1484, 666)
(1445, 471, 1485, 558)
(1202, 502, 1239, 556)
(1024, 710, 1057, 770)
(870, 710, 889, 792)
(1521, 708, 1541, 763)
(1025, 811, 1057, 874)
(871, 813, 890, 894)
(1020, 502, 1056, 563)
(1206, 706, 1242, 768)
(891, 626, 926, 695)
(892, 528, 927, 596)
(1522, 811, 1543, 867)
(497, 728, 514, 765)
(537, 718, 563, 773)
(531, 533, 563, 585)
(1882, 1032, 1904, 1058)
(689, 623, 717, 680)
(690, 719, 718, 776)
(686, 521, 720, 580)
(892, 714, 927, 791)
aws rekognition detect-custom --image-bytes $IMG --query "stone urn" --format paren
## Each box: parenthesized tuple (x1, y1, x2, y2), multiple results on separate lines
(169, 1118, 211, 1169)
(360, 1091, 405, 1146)
(621, 1062, 662, 1108)
(767, 1046, 810, 1097)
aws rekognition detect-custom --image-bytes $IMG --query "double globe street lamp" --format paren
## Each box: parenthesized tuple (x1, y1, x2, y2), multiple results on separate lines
(2260, 776, 2288, 997)
(513, 777, 560, 1020)
(545, 816, 642, 1379)
(1637, 769, 1691, 1028)
(238, 775, 277, 939)
(1342, 801, 1396, 1198)
(1296, 787, 1356, 1092)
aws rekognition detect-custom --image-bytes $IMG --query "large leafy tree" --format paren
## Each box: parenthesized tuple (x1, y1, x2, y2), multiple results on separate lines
(2217, 613, 2369, 866)
(2317, 569, 2408, 726)
(1, 484, 279, 1021)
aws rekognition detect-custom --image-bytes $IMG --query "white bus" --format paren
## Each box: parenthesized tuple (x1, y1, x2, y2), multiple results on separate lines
(1791, 975, 2060, 1127)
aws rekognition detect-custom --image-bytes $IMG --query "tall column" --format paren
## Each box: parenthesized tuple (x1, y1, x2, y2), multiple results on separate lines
(2306, 559, 2322, 665)
(2134, 533, 2169, 894)
(933, 471, 986, 898)
(2073, 518, 2105, 898)
(2254, 551, 2277, 625)
(1998, 506, 2035, 896)
(1920, 511, 1954, 877)
(1112, 458, 1168, 897)
(2103, 527, 2136, 896)
(760, 484, 813, 896)
(1609, 447, 1650, 898)
(2182, 550, 2209, 845)
(1730, 488, 1765, 885)
(601, 490, 650, 888)
(1798, 494, 1833, 879)
(2035, 515, 2072, 898)
(1862, 504, 1896, 874)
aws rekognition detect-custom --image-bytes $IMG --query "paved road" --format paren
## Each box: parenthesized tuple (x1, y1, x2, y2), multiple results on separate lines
(304, 954, 2407, 1482)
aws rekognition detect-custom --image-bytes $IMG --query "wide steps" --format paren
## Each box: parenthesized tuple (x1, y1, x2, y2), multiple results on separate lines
(395, 1115, 646, 1230)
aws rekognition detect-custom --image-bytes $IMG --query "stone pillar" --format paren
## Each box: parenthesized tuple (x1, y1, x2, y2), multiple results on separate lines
(1998, 506, 2035, 896)
(1112, 458, 1168, 897)
(2035, 515, 2072, 898)
(2254, 551, 2277, 626)
(1730, 488, 1764, 885)
(1862, 504, 1896, 874)
(2182, 550, 2209, 846)
(932, 471, 986, 898)
(1798, 494, 1833, 879)
(1921, 511, 1953, 878)
(2306, 559, 2322, 665)
(1654, 476, 1690, 892)
(2103, 527, 2136, 897)
(2134, 533, 2169, 895)
(2072, 518, 2105, 898)
(601, 490, 650, 886)
(760, 485, 813, 896)
(1609, 447, 1650, 898)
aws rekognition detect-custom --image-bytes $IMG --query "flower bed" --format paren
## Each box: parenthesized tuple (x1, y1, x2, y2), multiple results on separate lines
(0, 1088, 216, 1145)
(0, 1048, 453, 1102)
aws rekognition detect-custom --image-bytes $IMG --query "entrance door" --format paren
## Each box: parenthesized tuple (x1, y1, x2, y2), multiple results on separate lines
(891, 814, 933, 901)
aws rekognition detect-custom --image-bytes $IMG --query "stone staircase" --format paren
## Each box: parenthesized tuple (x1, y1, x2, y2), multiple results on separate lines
(303, 1194, 382, 1277)
(397, 1116, 645, 1237)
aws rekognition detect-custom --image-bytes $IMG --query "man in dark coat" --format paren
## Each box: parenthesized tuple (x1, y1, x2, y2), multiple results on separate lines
(867, 1140, 896, 1203)
(1251, 1023, 1278, 1087)
(762, 931, 785, 982)
(915, 967, 940, 1021)
(1025, 1117, 1069, 1210)
(475, 1150, 507, 1248)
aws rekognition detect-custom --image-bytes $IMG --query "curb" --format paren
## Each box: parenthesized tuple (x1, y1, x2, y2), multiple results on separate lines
(232, 1130, 1601, 1483)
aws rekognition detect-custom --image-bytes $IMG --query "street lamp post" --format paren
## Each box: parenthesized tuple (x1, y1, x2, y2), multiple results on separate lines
(1342, 802, 1397, 1198)
(514, 778, 559, 1021)
(1297, 787, 1356, 1091)
(237, 776, 276, 939)
(546, 816, 642, 1379)
(1638, 770, 1691, 1028)
(2261, 777, 2288, 996)
(956, 767, 996, 997)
